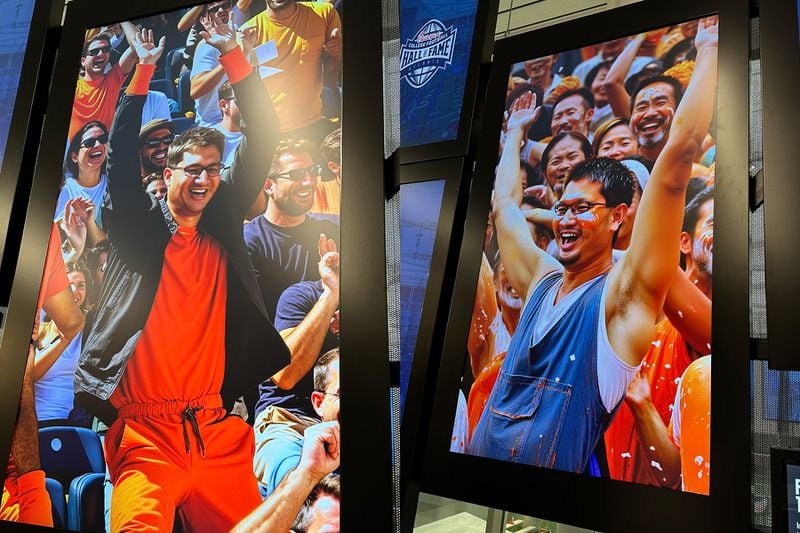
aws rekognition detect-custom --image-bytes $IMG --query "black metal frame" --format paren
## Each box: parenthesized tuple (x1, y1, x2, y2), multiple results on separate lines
(418, 1, 751, 531)
(0, 0, 61, 307)
(759, 0, 799, 371)
(394, 0, 498, 164)
(0, 0, 393, 531)
(770, 447, 800, 533)
(394, 158, 470, 532)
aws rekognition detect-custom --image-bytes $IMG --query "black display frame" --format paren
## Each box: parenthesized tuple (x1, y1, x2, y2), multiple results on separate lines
(771, 447, 800, 533)
(394, 157, 470, 532)
(0, 0, 393, 531)
(419, 0, 751, 531)
(759, 0, 799, 371)
(0, 0, 61, 307)
(394, 0, 498, 165)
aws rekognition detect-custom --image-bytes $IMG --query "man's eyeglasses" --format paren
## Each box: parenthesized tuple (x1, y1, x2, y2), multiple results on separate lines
(314, 390, 340, 399)
(169, 164, 228, 179)
(80, 134, 109, 149)
(143, 134, 175, 148)
(85, 45, 110, 57)
(552, 200, 612, 217)
(270, 164, 323, 182)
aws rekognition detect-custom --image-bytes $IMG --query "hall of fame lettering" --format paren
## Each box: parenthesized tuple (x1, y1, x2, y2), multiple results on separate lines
(400, 19, 457, 89)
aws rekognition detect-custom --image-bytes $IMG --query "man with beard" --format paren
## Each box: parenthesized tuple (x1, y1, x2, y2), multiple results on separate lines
(605, 186, 713, 487)
(138, 119, 175, 178)
(244, 138, 340, 317)
(190, 1, 238, 127)
(70, 32, 138, 140)
(550, 88, 595, 138)
(628, 75, 685, 162)
(252, 238, 339, 495)
(467, 18, 718, 473)
(254, 347, 341, 497)
(240, 0, 342, 142)
(212, 81, 244, 166)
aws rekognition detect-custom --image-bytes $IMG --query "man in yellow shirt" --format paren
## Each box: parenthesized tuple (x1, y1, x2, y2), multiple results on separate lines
(241, 1, 342, 143)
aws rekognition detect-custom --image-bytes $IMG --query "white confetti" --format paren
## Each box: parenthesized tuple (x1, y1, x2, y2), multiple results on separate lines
(677, 310, 684, 318)
(569, 354, 576, 362)
(539, 434, 543, 439)
(621, 452, 631, 458)
(694, 455, 704, 466)
(555, 377, 560, 383)
(649, 446, 656, 451)
(706, 343, 711, 351)
(651, 460, 663, 471)
(652, 340, 662, 348)
(697, 470, 704, 479)
(664, 364, 671, 369)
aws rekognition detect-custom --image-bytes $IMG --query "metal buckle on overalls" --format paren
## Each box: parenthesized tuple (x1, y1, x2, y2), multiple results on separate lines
(181, 405, 206, 458)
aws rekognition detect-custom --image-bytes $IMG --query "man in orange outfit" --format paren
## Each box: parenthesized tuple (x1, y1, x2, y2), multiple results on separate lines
(72, 17, 289, 531)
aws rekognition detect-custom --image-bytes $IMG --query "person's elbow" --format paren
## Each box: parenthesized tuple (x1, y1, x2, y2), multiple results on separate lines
(271, 368, 300, 390)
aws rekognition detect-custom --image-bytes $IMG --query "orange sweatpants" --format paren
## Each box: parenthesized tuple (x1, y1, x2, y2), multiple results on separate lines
(104, 395, 262, 532)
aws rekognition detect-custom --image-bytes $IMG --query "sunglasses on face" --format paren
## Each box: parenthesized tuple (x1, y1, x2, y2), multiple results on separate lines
(271, 164, 323, 182)
(204, 1, 233, 15)
(80, 134, 109, 149)
(143, 134, 175, 148)
(85, 45, 111, 57)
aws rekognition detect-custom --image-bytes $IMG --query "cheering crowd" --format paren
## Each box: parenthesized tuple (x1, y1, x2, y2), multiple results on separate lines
(459, 17, 716, 495)
(3, 1, 343, 531)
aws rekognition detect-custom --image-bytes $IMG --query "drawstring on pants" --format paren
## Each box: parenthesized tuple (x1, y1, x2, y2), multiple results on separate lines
(182, 405, 206, 458)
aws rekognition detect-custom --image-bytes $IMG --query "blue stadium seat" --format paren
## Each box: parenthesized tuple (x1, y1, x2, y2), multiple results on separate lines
(165, 47, 185, 76)
(38, 426, 105, 492)
(171, 117, 196, 135)
(150, 78, 175, 101)
(45, 477, 66, 528)
(67, 472, 105, 532)
(178, 70, 194, 115)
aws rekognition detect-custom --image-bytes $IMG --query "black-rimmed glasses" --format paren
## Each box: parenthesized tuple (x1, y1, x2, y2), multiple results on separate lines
(553, 200, 612, 217)
(80, 134, 109, 149)
(270, 164, 323, 182)
(169, 164, 228, 179)
(143, 134, 175, 148)
(85, 45, 111, 57)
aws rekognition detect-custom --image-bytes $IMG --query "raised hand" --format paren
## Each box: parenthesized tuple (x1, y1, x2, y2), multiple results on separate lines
(199, 10, 238, 55)
(506, 91, 541, 134)
(318, 233, 339, 295)
(132, 27, 166, 65)
(694, 16, 719, 52)
(298, 421, 340, 482)
(63, 198, 87, 259)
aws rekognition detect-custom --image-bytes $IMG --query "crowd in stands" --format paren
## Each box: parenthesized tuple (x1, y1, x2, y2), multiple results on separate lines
(4, 1, 343, 530)
(458, 17, 715, 495)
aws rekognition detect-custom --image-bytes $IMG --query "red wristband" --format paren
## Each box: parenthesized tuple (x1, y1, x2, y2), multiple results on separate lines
(219, 47, 252, 85)
(125, 63, 156, 95)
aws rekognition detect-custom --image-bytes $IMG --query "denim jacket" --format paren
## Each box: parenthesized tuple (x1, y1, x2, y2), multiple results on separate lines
(74, 70, 289, 425)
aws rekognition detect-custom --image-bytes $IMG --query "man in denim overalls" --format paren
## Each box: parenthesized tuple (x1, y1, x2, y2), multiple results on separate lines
(468, 18, 719, 473)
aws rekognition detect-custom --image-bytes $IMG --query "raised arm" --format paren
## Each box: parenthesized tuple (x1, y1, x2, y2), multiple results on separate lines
(200, 16, 279, 216)
(272, 236, 339, 389)
(604, 34, 645, 119)
(493, 92, 561, 301)
(618, 18, 718, 320)
(178, 6, 204, 33)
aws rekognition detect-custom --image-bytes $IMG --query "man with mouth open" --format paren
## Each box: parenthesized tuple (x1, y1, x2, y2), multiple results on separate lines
(70, 29, 138, 140)
(628, 74, 685, 162)
(138, 118, 175, 178)
(467, 18, 718, 473)
(72, 18, 291, 531)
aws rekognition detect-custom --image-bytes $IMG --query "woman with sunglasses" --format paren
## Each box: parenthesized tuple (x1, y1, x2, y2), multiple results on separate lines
(54, 120, 110, 250)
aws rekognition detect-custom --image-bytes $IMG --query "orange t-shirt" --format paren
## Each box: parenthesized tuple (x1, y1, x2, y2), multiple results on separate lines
(467, 353, 505, 440)
(69, 64, 125, 140)
(670, 355, 711, 495)
(37, 223, 70, 311)
(310, 179, 341, 216)
(112, 226, 228, 407)
(604, 319, 691, 486)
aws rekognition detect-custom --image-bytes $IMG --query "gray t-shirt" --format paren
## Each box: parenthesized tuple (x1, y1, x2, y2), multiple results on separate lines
(190, 40, 227, 127)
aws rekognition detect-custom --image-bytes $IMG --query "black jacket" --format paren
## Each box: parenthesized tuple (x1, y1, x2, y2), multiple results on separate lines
(74, 67, 289, 425)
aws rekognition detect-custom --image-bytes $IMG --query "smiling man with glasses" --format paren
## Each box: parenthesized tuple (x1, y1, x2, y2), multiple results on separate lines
(138, 118, 176, 178)
(71, 18, 293, 531)
(468, 19, 719, 475)
(244, 137, 340, 319)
